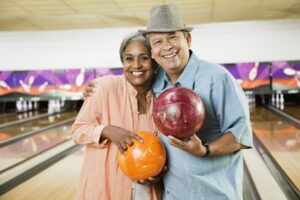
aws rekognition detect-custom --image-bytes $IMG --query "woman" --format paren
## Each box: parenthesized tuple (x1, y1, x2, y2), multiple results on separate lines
(72, 32, 160, 200)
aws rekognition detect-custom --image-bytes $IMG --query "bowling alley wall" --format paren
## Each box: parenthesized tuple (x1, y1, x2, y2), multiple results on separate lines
(0, 19, 300, 100)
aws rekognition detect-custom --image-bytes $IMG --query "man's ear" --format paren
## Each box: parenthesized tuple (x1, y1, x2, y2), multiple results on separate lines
(186, 33, 192, 48)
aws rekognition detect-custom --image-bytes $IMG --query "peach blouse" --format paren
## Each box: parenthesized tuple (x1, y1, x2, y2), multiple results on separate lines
(72, 75, 159, 200)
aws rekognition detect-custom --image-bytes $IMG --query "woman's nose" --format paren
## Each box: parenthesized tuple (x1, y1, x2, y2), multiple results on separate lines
(132, 59, 142, 68)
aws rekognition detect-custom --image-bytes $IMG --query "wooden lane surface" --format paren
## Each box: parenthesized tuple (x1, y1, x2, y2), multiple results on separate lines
(0, 122, 74, 173)
(250, 107, 300, 192)
(0, 110, 46, 125)
(0, 111, 77, 140)
(282, 105, 300, 120)
(0, 147, 84, 200)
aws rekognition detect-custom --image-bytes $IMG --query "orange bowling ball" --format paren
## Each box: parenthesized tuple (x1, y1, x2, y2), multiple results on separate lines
(117, 131, 166, 180)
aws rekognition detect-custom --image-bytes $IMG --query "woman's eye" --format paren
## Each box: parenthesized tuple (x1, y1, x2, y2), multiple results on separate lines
(140, 56, 149, 61)
(124, 57, 133, 61)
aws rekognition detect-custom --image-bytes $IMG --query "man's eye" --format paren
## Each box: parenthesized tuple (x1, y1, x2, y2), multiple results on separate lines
(153, 41, 161, 45)
(170, 35, 177, 40)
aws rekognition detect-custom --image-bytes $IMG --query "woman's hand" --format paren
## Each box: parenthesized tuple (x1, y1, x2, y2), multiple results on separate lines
(136, 165, 168, 184)
(83, 79, 97, 98)
(102, 125, 143, 154)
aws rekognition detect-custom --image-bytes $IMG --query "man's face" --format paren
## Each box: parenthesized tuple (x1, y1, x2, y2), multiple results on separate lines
(148, 31, 191, 80)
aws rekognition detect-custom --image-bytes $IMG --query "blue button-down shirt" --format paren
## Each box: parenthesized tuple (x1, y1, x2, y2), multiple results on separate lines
(152, 51, 253, 200)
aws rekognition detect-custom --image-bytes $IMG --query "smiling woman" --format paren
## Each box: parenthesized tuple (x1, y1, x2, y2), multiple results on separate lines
(121, 35, 156, 94)
(71, 32, 162, 200)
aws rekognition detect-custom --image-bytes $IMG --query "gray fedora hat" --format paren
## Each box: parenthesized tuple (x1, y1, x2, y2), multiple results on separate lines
(138, 4, 193, 35)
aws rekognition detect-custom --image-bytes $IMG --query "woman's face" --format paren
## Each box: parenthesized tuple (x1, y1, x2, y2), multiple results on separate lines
(122, 39, 155, 88)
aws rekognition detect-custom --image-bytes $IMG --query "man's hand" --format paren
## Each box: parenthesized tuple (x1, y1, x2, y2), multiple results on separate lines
(83, 79, 97, 98)
(168, 134, 207, 157)
(168, 132, 245, 157)
(102, 125, 143, 154)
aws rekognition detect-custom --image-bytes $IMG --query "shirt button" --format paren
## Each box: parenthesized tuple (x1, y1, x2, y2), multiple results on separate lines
(166, 190, 170, 195)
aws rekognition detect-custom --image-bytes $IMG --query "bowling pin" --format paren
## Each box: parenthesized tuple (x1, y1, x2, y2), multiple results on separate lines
(60, 98, 65, 108)
(48, 100, 54, 113)
(19, 80, 30, 93)
(27, 100, 33, 110)
(0, 80, 11, 90)
(276, 93, 279, 104)
(280, 103, 284, 111)
(76, 69, 85, 87)
(283, 68, 300, 88)
(295, 71, 300, 88)
(16, 100, 22, 112)
(249, 62, 259, 81)
(28, 76, 35, 87)
(283, 68, 296, 76)
(271, 94, 275, 105)
(22, 100, 27, 111)
(33, 101, 38, 110)
(38, 81, 48, 92)
(59, 84, 71, 90)
(247, 94, 250, 104)
(54, 99, 61, 112)
(280, 94, 284, 104)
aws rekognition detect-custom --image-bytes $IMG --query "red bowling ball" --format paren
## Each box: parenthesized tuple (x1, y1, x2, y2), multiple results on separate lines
(153, 87, 205, 139)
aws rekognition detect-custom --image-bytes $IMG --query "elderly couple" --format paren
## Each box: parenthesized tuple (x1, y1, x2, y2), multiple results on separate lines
(72, 3, 253, 200)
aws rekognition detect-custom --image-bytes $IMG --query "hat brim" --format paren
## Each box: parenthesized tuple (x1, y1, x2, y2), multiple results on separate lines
(138, 27, 193, 35)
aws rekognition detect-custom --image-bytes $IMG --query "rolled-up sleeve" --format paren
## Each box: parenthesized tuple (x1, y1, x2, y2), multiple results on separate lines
(212, 73, 253, 148)
(71, 82, 109, 148)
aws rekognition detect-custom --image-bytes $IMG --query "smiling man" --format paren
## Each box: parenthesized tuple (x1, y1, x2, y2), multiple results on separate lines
(138, 4, 253, 200)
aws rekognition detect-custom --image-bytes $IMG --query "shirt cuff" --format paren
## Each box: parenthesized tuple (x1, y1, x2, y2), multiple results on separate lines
(92, 124, 109, 147)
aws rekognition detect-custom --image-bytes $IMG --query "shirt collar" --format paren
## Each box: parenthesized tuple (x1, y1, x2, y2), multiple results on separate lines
(152, 67, 168, 94)
(125, 77, 153, 101)
(175, 50, 199, 90)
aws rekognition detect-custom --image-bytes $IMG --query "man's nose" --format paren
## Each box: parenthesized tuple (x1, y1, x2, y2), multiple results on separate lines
(162, 40, 173, 51)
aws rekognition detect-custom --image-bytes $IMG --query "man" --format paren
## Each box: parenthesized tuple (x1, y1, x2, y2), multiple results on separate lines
(85, 4, 253, 200)
(140, 4, 252, 199)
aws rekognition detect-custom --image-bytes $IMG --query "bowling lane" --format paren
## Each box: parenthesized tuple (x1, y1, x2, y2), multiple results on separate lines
(0, 122, 74, 173)
(0, 111, 77, 141)
(0, 110, 47, 125)
(281, 104, 300, 120)
(250, 107, 300, 192)
(0, 148, 83, 200)
(0, 111, 18, 118)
